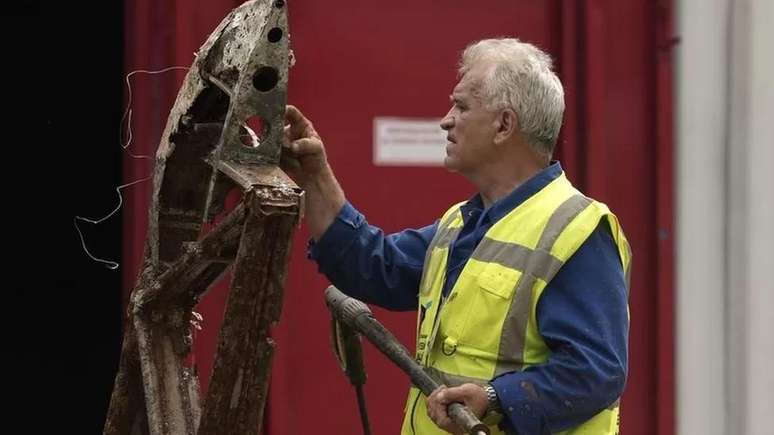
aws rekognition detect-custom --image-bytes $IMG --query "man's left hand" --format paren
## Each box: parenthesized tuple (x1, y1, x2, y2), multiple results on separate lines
(426, 383, 489, 434)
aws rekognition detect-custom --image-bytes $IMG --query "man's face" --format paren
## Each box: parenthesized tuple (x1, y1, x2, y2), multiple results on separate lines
(440, 66, 499, 176)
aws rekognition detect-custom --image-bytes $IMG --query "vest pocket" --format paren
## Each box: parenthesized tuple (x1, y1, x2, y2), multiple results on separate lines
(456, 264, 522, 351)
(478, 264, 521, 299)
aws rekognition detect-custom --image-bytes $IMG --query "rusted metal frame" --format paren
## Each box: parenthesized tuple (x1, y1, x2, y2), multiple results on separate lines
(104, 323, 150, 435)
(129, 203, 247, 435)
(198, 184, 299, 435)
(132, 316, 199, 435)
(105, 199, 245, 435)
(133, 202, 246, 312)
(147, 0, 290, 271)
(105, 1, 296, 434)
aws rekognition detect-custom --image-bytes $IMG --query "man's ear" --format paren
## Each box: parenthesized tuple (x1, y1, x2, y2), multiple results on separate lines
(494, 109, 518, 145)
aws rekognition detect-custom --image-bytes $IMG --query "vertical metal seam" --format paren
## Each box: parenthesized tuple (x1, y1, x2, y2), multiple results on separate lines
(722, 1, 734, 433)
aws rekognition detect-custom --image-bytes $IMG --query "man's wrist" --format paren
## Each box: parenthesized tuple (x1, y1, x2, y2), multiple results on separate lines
(483, 383, 502, 415)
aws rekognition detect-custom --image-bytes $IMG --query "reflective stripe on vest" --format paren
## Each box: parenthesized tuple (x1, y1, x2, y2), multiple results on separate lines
(400, 173, 631, 435)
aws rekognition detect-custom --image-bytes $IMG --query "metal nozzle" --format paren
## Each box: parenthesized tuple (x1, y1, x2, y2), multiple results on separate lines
(324, 285, 372, 325)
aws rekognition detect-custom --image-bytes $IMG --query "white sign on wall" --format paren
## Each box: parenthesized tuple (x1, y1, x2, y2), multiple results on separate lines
(373, 117, 447, 166)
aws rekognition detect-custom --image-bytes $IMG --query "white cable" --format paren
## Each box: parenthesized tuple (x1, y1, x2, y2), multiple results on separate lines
(121, 66, 190, 159)
(75, 65, 191, 269)
(74, 177, 151, 269)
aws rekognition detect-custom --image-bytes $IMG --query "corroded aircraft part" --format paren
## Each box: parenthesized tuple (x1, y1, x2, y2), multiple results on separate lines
(104, 1, 300, 434)
(148, 0, 291, 270)
(198, 187, 298, 435)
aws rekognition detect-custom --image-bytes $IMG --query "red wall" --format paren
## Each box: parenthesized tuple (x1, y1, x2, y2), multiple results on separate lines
(123, 1, 674, 434)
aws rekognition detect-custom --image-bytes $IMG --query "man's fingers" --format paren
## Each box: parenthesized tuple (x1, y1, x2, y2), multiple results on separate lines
(285, 105, 316, 140)
(427, 386, 454, 429)
(428, 385, 447, 406)
(440, 385, 466, 402)
(430, 385, 446, 397)
(279, 146, 300, 168)
(282, 124, 292, 147)
(289, 137, 323, 155)
(284, 104, 302, 122)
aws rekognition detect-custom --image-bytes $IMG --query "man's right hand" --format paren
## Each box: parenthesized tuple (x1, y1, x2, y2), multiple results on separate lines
(282, 105, 329, 187)
(281, 104, 346, 240)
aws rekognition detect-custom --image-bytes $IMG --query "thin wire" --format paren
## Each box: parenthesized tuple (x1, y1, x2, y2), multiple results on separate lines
(75, 65, 190, 269)
(121, 66, 190, 159)
(74, 177, 151, 269)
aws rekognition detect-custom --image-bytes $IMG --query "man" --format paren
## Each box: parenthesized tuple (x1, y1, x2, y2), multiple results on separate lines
(282, 38, 631, 435)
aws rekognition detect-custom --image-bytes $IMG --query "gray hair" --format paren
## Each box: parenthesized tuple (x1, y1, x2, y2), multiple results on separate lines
(459, 38, 565, 159)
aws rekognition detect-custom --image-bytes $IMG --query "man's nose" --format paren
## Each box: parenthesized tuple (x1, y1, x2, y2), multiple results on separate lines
(440, 111, 454, 131)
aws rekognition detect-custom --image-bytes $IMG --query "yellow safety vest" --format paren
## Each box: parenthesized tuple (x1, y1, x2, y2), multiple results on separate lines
(400, 172, 631, 435)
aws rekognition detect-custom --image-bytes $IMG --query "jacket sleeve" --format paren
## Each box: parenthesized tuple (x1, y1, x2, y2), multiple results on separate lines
(308, 201, 438, 311)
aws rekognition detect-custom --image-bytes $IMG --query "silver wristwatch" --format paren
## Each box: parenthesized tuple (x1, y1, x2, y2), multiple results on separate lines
(483, 383, 502, 414)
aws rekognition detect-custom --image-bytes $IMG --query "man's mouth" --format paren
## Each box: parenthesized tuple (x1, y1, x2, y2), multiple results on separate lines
(445, 139, 455, 156)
